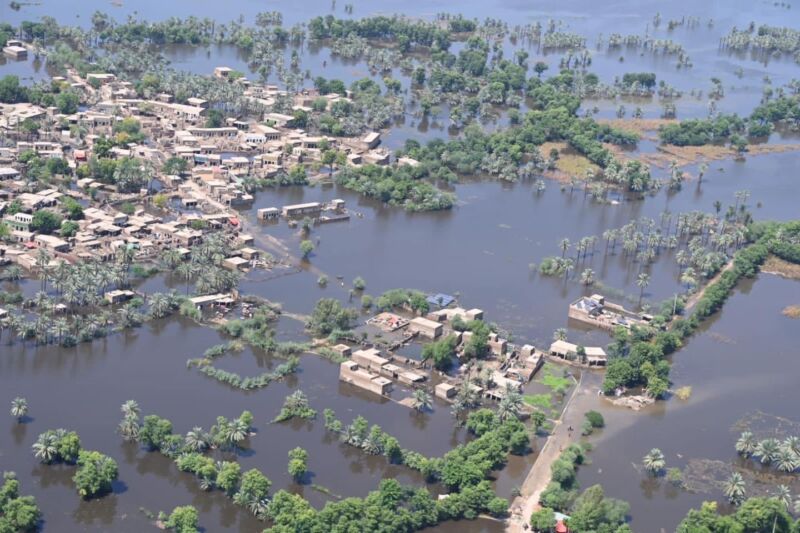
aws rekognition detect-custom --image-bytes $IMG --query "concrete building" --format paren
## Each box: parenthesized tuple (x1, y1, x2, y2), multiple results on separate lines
(549, 340, 607, 366)
(282, 202, 322, 218)
(105, 289, 135, 304)
(339, 361, 393, 396)
(352, 348, 389, 373)
(257, 207, 280, 220)
(0, 168, 20, 181)
(222, 256, 249, 271)
(332, 344, 352, 357)
(435, 382, 457, 399)
(409, 317, 443, 339)
(3, 40, 27, 60)
(34, 235, 70, 252)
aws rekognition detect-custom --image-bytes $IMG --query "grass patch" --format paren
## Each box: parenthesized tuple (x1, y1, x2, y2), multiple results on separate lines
(537, 363, 572, 395)
(524, 393, 552, 410)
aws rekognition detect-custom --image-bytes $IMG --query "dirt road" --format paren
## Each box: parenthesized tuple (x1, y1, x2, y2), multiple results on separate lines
(506, 370, 600, 532)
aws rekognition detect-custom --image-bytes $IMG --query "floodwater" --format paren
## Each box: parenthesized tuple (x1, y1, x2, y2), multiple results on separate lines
(578, 273, 800, 532)
(3, 1, 800, 532)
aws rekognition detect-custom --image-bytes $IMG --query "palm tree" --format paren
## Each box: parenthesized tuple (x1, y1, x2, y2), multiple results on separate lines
(756, 438, 780, 465)
(580, 268, 595, 286)
(185, 427, 211, 452)
(636, 273, 650, 307)
(553, 328, 567, 342)
(775, 485, 792, 510)
(121, 400, 140, 419)
(118, 414, 140, 441)
(497, 387, 523, 421)
(4, 265, 22, 281)
(775, 449, 797, 473)
(149, 292, 171, 319)
(735, 431, 757, 457)
(10, 397, 28, 422)
(32, 432, 58, 463)
(35, 248, 51, 291)
(174, 262, 195, 294)
(411, 389, 432, 413)
(559, 238, 571, 258)
(723, 472, 746, 505)
(782, 436, 800, 457)
(642, 448, 666, 475)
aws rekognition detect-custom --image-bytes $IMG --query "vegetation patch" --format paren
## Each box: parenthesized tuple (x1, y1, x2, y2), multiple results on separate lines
(782, 306, 800, 319)
(537, 363, 572, 395)
(523, 393, 552, 410)
(763, 255, 800, 281)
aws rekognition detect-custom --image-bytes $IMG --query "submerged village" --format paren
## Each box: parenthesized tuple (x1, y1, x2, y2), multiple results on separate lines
(2, 3, 800, 533)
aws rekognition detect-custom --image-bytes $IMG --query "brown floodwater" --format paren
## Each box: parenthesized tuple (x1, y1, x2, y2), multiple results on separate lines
(3, 1, 800, 531)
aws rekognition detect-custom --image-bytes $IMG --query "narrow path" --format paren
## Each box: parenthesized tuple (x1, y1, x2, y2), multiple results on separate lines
(506, 371, 595, 532)
(683, 258, 734, 311)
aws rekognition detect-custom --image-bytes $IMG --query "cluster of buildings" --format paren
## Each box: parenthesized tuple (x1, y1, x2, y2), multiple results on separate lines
(338, 302, 545, 403)
(568, 294, 653, 332)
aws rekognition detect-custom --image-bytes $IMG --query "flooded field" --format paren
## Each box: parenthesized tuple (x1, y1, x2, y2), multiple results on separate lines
(3, 0, 800, 532)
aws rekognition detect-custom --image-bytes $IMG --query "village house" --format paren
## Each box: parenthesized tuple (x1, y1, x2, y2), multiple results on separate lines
(0, 168, 20, 181)
(339, 361, 393, 396)
(34, 235, 70, 253)
(3, 40, 27, 60)
(409, 317, 443, 339)
(352, 348, 389, 373)
(282, 202, 322, 218)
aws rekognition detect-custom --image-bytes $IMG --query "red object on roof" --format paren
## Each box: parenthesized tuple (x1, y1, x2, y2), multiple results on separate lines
(24, 241, 37, 249)
(555, 521, 568, 533)
(74, 150, 87, 161)
(229, 217, 239, 226)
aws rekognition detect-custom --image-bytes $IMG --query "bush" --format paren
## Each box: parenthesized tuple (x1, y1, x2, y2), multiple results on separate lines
(486, 496, 509, 517)
(585, 410, 605, 428)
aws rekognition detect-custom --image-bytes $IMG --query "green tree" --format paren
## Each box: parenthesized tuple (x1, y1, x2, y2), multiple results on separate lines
(60, 220, 79, 238)
(567, 484, 630, 532)
(30, 210, 63, 234)
(300, 240, 314, 259)
(306, 298, 357, 336)
(288, 447, 308, 482)
(73, 450, 118, 499)
(205, 109, 224, 128)
(421, 335, 458, 371)
(164, 505, 199, 533)
(215, 461, 241, 496)
(163, 156, 188, 175)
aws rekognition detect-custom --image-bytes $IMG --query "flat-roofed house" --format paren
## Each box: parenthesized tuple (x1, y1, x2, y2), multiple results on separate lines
(0, 168, 20, 181)
(282, 202, 322, 218)
(409, 317, 443, 339)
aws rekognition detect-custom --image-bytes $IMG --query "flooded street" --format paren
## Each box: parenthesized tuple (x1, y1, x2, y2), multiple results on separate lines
(3, 0, 800, 531)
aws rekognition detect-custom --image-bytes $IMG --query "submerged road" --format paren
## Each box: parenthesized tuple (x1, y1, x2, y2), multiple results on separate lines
(506, 370, 598, 532)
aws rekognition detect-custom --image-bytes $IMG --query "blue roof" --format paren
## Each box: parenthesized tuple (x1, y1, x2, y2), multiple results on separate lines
(427, 293, 455, 307)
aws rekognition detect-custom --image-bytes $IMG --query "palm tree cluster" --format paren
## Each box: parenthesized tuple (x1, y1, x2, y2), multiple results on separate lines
(173, 233, 241, 296)
(196, 356, 299, 390)
(539, 206, 750, 299)
(735, 431, 800, 473)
